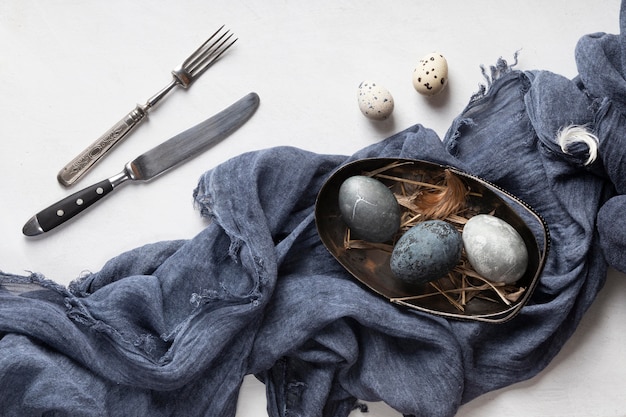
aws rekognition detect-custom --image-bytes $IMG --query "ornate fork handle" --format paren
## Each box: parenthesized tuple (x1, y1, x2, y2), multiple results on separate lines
(57, 104, 148, 186)
(57, 26, 236, 187)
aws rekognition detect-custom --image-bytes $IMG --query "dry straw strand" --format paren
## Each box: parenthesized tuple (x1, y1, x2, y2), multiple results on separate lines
(345, 161, 526, 313)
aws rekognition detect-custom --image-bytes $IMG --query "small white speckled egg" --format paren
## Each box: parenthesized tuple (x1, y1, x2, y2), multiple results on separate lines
(357, 81, 394, 120)
(412, 52, 448, 96)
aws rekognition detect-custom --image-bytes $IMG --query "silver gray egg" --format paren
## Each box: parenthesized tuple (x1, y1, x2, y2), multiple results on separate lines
(390, 220, 463, 286)
(462, 214, 528, 284)
(338, 175, 400, 242)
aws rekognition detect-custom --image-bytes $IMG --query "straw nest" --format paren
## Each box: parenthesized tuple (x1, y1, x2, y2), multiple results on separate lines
(342, 161, 526, 312)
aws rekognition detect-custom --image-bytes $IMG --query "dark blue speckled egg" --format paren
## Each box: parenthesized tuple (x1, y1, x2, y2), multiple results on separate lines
(338, 175, 401, 243)
(390, 220, 462, 286)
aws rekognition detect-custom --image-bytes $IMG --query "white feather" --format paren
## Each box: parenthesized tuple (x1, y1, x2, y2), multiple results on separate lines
(556, 125, 599, 166)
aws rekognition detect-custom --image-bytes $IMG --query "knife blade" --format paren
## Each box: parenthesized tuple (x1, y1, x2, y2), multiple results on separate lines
(23, 92, 260, 236)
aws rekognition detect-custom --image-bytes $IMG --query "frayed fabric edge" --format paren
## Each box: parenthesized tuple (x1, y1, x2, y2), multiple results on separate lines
(445, 51, 521, 155)
(1, 271, 163, 359)
(470, 51, 520, 102)
(193, 175, 247, 265)
(444, 117, 477, 157)
(0, 271, 71, 297)
(64, 295, 173, 364)
(192, 185, 215, 220)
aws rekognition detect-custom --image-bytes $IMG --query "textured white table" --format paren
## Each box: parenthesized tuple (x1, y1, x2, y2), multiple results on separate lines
(1, 1, 624, 416)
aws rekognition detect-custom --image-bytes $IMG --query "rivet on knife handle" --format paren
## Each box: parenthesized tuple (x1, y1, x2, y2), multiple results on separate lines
(57, 25, 237, 187)
(23, 177, 121, 236)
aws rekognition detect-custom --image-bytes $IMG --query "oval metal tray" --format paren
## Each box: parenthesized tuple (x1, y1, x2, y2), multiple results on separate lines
(314, 158, 550, 323)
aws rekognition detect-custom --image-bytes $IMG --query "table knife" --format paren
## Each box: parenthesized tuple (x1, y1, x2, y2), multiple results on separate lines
(23, 92, 259, 236)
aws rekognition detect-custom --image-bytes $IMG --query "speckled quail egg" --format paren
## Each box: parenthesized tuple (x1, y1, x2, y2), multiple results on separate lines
(462, 214, 529, 284)
(357, 81, 394, 120)
(412, 52, 448, 96)
(338, 175, 400, 242)
(390, 220, 463, 286)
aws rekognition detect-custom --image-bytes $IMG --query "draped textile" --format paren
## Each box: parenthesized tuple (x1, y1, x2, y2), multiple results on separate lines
(2, 3, 626, 416)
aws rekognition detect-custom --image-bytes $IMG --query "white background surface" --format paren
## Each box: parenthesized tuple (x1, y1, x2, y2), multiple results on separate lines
(1, 1, 625, 416)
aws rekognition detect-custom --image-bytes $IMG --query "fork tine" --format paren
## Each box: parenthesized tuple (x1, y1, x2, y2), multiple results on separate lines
(58, 25, 241, 185)
(188, 33, 237, 75)
(183, 26, 238, 77)
(183, 25, 227, 68)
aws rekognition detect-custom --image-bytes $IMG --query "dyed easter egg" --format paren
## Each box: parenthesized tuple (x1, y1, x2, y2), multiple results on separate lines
(390, 220, 462, 286)
(357, 81, 394, 120)
(412, 52, 448, 96)
(338, 175, 401, 242)
(462, 214, 528, 284)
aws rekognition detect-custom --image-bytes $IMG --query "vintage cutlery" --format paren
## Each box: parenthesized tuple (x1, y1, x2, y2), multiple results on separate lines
(57, 26, 237, 187)
(24, 92, 259, 236)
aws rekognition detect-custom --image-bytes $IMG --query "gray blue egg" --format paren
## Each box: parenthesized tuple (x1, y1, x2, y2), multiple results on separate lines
(390, 220, 462, 286)
(338, 175, 400, 242)
(462, 214, 528, 284)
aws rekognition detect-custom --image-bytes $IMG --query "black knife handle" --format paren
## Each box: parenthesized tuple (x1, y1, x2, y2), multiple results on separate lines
(27, 179, 115, 235)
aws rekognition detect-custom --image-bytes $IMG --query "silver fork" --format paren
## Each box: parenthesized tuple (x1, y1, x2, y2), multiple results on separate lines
(57, 26, 237, 187)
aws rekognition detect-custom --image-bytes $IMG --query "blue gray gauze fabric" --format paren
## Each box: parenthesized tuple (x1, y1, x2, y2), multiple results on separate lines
(2, 4, 626, 417)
